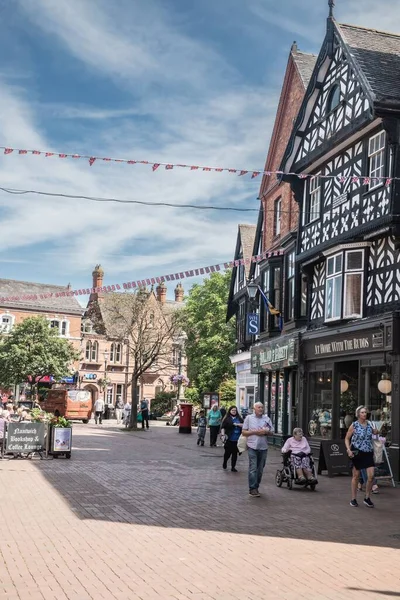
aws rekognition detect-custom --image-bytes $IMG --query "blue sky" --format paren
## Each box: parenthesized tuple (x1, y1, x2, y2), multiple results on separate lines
(0, 0, 397, 298)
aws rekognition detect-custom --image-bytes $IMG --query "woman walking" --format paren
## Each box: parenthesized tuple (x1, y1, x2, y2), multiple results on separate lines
(220, 406, 243, 472)
(345, 406, 379, 508)
(207, 404, 222, 447)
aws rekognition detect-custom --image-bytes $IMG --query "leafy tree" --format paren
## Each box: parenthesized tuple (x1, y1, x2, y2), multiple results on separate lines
(102, 290, 180, 429)
(152, 391, 176, 415)
(0, 317, 80, 395)
(218, 378, 236, 408)
(180, 272, 235, 396)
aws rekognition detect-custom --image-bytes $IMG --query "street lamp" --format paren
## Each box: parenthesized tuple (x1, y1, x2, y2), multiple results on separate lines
(103, 350, 109, 404)
(247, 278, 258, 306)
(176, 332, 188, 401)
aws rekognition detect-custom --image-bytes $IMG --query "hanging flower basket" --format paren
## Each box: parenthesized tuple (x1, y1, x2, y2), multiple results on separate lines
(170, 374, 190, 386)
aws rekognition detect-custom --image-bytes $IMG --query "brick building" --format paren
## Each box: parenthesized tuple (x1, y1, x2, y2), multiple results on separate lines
(80, 266, 187, 409)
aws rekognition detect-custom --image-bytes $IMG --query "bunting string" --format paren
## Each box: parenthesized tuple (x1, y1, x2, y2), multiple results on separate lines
(0, 250, 283, 304)
(0, 145, 394, 185)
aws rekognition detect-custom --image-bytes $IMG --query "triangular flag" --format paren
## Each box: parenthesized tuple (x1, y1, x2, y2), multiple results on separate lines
(4, 148, 13, 154)
(89, 157, 96, 167)
(152, 164, 160, 171)
(251, 171, 260, 178)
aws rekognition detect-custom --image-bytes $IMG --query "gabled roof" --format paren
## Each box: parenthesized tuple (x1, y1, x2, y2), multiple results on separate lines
(337, 23, 400, 103)
(292, 48, 318, 88)
(226, 223, 257, 322)
(0, 279, 83, 315)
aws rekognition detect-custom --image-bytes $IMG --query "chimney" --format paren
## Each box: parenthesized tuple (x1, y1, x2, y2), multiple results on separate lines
(156, 282, 167, 304)
(92, 264, 104, 289)
(174, 282, 184, 302)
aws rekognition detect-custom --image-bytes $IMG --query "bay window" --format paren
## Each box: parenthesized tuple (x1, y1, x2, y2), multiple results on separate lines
(325, 249, 364, 322)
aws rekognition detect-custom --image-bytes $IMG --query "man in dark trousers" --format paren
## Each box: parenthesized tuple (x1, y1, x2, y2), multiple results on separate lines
(140, 398, 150, 430)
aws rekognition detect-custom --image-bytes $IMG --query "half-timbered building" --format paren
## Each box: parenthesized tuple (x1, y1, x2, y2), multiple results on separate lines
(281, 5, 400, 477)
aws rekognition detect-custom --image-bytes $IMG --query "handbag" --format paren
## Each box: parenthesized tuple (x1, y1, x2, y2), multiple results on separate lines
(237, 434, 247, 454)
(137, 412, 143, 423)
(372, 437, 384, 464)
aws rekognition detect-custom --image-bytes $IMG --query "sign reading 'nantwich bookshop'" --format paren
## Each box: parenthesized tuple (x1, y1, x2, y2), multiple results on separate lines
(318, 440, 352, 477)
(6, 422, 45, 453)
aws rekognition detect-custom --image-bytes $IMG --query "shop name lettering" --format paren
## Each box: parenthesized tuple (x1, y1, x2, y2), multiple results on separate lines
(314, 337, 369, 355)
(8, 428, 42, 450)
(261, 346, 288, 364)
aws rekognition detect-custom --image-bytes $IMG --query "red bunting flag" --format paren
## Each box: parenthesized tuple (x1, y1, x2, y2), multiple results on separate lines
(72, 154, 80, 159)
(205, 267, 210, 274)
(251, 172, 260, 178)
(239, 171, 248, 176)
(89, 157, 96, 167)
(19, 150, 28, 155)
(166, 165, 173, 170)
(195, 269, 199, 275)
(228, 169, 237, 173)
(385, 178, 392, 187)
(190, 166, 199, 170)
(4, 148, 13, 154)
(127, 160, 136, 165)
(103, 158, 111, 162)
(59, 154, 67, 158)
(203, 167, 212, 172)
(32, 150, 41, 155)
(152, 164, 160, 171)
(363, 177, 370, 185)
(45, 152, 54, 157)
(351, 176, 359, 184)
(215, 265, 221, 271)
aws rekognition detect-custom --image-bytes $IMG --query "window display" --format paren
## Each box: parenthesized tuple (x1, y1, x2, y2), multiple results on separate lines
(367, 368, 392, 441)
(308, 371, 332, 438)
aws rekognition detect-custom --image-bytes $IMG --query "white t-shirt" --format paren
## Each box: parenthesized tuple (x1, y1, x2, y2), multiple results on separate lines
(94, 399, 105, 412)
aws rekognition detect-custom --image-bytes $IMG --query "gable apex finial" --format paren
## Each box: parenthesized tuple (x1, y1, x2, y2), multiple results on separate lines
(328, 0, 335, 18)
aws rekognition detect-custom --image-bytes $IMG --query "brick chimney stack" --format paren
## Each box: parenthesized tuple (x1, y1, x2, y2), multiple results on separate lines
(92, 264, 104, 289)
(174, 282, 184, 302)
(156, 282, 167, 303)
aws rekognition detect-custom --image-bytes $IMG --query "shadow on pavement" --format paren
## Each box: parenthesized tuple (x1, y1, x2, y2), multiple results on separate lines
(348, 591, 400, 597)
(30, 423, 400, 549)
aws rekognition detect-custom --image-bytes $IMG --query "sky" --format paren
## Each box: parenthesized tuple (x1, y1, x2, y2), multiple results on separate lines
(0, 0, 399, 299)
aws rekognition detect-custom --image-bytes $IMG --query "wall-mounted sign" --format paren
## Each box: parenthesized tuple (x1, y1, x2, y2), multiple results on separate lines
(304, 328, 386, 360)
(83, 373, 97, 380)
(247, 313, 259, 336)
(251, 335, 298, 373)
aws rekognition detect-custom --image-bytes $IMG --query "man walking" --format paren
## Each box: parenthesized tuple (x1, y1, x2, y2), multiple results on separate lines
(115, 397, 124, 424)
(242, 402, 273, 497)
(94, 397, 105, 425)
(140, 398, 150, 430)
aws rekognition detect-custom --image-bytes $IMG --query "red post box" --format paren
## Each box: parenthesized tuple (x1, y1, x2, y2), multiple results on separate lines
(179, 403, 192, 434)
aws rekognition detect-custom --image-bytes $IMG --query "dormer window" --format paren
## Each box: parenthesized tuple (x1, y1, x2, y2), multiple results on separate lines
(326, 84, 341, 113)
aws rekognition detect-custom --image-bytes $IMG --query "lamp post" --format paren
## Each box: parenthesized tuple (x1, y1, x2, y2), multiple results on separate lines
(103, 350, 109, 404)
(246, 278, 258, 309)
(176, 332, 188, 401)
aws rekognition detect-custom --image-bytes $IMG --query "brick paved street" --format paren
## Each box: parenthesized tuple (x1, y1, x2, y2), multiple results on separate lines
(0, 421, 399, 600)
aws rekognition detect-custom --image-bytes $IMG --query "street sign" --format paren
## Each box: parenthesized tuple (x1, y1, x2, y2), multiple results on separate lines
(247, 313, 259, 336)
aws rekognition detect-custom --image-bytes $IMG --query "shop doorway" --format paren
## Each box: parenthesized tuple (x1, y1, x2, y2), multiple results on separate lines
(338, 360, 359, 439)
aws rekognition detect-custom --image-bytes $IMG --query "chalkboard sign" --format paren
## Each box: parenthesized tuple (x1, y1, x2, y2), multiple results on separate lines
(5, 422, 45, 454)
(318, 439, 352, 477)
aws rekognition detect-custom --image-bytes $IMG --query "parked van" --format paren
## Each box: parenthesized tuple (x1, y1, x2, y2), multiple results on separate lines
(44, 389, 92, 423)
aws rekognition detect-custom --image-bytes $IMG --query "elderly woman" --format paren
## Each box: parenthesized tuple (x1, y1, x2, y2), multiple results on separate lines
(281, 428, 317, 484)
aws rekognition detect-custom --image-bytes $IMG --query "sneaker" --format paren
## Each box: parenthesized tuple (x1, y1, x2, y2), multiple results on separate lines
(372, 485, 379, 494)
(222, 463, 227, 470)
(364, 497, 374, 508)
(231, 468, 238, 472)
(350, 499, 358, 507)
(249, 489, 261, 497)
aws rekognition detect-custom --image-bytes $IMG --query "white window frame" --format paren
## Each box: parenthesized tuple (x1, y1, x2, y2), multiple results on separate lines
(325, 249, 364, 322)
(308, 173, 321, 224)
(274, 197, 282, 236)
(91, 341, 98, 362)
(0, 313, 15, 332)
(368, 131, 386, 190)
(85, 341, 91, 361)
(110, 342, 122, 363)
(286, 250, 296, 321)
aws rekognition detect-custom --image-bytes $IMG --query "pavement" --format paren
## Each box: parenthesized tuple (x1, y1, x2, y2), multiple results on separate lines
(0, 420, 399, 600)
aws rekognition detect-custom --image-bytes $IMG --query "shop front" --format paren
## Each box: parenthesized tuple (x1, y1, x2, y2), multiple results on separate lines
(230, 352, 258, 412)
(301, 315, 400, 481)
(251, 334, 300, 445)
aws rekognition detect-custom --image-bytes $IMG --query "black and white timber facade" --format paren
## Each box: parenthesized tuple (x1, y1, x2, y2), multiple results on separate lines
(281, 13, 400, 479)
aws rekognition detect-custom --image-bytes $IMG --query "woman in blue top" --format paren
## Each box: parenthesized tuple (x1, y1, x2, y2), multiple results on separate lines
(220, 406, 243, 472)
(345, 405, 379, 508)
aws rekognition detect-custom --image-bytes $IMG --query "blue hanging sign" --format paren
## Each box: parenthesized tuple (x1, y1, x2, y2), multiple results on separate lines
(247, 313, 259, 336)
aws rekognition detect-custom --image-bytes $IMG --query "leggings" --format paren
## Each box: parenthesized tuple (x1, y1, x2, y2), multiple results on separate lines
(223, 440, 238, 468)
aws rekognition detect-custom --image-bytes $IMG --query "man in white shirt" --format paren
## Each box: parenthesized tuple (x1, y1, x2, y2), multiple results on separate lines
(94, 397, 105, 425)
(242, 402, 273, 497)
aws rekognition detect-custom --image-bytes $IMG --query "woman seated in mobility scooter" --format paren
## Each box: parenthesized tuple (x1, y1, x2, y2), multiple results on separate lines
(276, 428, 318, 489)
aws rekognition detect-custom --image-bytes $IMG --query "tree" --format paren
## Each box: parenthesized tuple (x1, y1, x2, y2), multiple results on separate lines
(218, 378, 236, 407)
(180, 272, 235, 396)
(101, 290, 180, 429)
(0, 317, 80, 395)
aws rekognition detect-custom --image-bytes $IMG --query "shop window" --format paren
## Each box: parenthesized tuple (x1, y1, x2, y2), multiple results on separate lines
(364, 368, 392, 442)
(286, 251, 295, 321)
(273, 197, 282, 237)
(325, 249, 364, 322)
(308, 371, 332, 439)
(304, 173, 321, 224)
(368, 131, 386, 189)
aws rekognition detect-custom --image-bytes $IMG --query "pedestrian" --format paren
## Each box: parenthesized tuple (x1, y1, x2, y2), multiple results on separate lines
(242, 402, 273, 497)
(94, 397, 105, 425)
(124, 400, 131, 427)
(220, 406, 243, 472)
(115, 397, 124, 424)
(345, 405, 379, 508)
(281, 428, 317, 484)
(140, 398, 150, 430)
(207, 404, 222, 447)
(196, 410, 207, 446)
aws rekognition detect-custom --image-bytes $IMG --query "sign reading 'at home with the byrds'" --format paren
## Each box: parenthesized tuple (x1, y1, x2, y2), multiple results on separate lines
(304, 329, 386, 360)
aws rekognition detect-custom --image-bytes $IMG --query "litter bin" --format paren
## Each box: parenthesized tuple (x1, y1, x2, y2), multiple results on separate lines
(179, 403, 192, 434)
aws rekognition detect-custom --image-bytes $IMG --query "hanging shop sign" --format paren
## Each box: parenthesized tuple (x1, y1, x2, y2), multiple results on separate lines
(247, 313, 259, 336)
(251, 335, 299, 373)
(304, 328, 388, 360)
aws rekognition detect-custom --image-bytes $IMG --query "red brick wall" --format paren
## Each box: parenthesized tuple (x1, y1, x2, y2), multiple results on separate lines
(259, 55, 305, 251)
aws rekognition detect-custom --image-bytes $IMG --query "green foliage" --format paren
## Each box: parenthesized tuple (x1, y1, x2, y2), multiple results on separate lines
(152, 391, 176, 415)
(218, 378, 236, 408)
(184, 387, 200, 404)
(180, 272, 235, 395)
(52, 416, 72, 428)
(0, 317, 80, 389)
